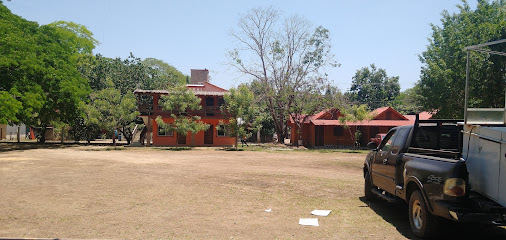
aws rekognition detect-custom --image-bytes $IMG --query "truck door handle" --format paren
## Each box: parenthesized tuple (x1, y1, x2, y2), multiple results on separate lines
(383, 159, 388, 165)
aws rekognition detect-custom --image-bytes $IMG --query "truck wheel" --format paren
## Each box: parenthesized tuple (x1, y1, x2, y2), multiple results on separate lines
(364, 172, 377, 201)
(408, 190, 439, 238)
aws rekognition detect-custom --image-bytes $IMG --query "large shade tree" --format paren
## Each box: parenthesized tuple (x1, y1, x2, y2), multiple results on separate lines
(143, 58, 187, 89)
(88, 87, 139, 144)
(229, 7, 339, 143)
(347, 64, 400, 110)
(0, 3, 98, 142)
(417, 0, 506, 118)
(76, 54, 187, 143)
(219, 84, 261, 148)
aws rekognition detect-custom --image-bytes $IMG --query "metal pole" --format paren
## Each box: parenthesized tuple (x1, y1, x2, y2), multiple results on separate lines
(464, 49, 470, 123)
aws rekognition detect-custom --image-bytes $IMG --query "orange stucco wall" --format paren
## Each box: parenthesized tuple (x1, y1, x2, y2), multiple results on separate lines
(152, 118, 236, 147)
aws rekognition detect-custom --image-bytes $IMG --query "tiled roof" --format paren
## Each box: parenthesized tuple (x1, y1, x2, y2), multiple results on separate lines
(134, 89, 226, 96)
(311, 119, 414, 126)
(288, 114, 313, 124)
(403, 112, 433, 121)
(371, 107, 389, 115)
(189, 90, 227, 96)
(134, 89, 169, 94)
(371, 106, 408, 120)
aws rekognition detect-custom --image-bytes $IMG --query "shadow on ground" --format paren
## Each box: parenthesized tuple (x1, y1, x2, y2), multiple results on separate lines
(0, 142, 126, 153)
(360, 197, 506, 239)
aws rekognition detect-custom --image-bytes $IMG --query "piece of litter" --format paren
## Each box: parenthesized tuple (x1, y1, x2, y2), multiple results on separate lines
(299, 218, 319, 226)
(311, 209, 331, 216)
(265, 209, 272, 212)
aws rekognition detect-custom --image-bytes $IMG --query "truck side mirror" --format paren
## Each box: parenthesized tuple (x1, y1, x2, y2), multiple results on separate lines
(367, 142, 378, 150)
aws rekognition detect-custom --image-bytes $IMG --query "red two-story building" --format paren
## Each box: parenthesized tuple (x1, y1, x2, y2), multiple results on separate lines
(134, 69, 236, 147)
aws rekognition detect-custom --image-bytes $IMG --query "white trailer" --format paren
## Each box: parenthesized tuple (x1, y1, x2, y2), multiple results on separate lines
(461, 39, 506, 207)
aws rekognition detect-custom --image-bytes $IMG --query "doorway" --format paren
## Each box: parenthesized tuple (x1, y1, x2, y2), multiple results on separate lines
(177, 132, 186, 145)
(204, 125, 213, 145)
(315, 126, 324, 146)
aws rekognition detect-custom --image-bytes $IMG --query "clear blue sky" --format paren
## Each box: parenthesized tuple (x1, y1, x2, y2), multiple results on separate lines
(4, 0, 476, 91)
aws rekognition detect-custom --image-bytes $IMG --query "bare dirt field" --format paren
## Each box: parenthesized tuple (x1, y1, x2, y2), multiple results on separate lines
(1, 143, 506, 239)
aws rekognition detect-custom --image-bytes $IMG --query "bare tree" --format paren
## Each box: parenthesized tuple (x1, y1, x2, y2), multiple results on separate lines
(229, 7, 338, 143)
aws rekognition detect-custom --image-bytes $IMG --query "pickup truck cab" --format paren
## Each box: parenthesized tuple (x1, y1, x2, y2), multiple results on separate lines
(364, 118, 506, 238)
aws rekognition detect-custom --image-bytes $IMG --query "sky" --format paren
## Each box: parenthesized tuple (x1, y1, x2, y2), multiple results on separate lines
(4, 0, 477, 92)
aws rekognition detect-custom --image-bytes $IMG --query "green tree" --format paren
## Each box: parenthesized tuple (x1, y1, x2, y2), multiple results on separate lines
(156, 85, 210, 145)
(347, 64, 400, 110)
(219, 84, 261, 148)
(288, 84, 344, 147)
(0, 90, 22, 124)
(78, 53, 149, 95)
(388, 86, 424, 114)
(229, 7, 338, 143)
(338, 104, 373, 147)
(0, 3, 41, 124)
(143, 58, 187, 89)
(88, 87, 139, 144)
(0, 3, 98, 142)
(417, 0, 506, 118)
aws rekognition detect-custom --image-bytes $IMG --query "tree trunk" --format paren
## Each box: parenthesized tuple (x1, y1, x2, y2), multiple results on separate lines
(61, 126, 64, 144)
(17, 126, 20, 143)
(40, 127, 47, 144)
(348, 127, 354, 149)
(113, 129, 116, 147)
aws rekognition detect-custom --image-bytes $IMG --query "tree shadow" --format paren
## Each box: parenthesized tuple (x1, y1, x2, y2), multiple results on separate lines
(0, 142, 71, 152)
(360, 197, 506, 239)
(0, 142, 126, 153)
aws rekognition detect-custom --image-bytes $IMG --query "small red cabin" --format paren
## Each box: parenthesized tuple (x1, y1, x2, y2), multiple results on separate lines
(288, 107, 432, 147)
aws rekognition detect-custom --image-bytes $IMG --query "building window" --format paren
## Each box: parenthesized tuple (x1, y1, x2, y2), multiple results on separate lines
(206, 97, 214, 106)
(218, 97, 225, 106)
(386, 112, 392, 119)
(158, 126, 173, 137)
(217, 125, 227, 137)
(158, 97, 166, 109)
(334, 127, 343, 136)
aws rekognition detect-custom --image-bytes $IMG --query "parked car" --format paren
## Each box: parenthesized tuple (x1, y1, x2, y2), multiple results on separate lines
(369, 133, 386, 145)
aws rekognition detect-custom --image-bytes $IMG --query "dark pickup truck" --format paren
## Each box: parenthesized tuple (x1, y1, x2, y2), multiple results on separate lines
(364, 118, 506, 238)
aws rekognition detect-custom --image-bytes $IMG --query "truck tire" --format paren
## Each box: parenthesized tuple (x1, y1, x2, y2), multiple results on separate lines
(408, 190, 439, 238)
(364, 171, 377, 201)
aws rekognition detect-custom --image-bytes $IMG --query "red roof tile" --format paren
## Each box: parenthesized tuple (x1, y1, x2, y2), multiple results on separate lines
(371, 107, 408, 120)
(311, 119, 414, 126)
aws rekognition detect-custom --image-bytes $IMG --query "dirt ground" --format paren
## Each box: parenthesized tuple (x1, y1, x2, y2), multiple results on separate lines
(1, 144, 506, 239)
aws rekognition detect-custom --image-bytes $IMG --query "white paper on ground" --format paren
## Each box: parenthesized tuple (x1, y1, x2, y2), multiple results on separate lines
(299, 218, 319, 226)
(265, 209, 272, 212)
(311, 209, 331, 216)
